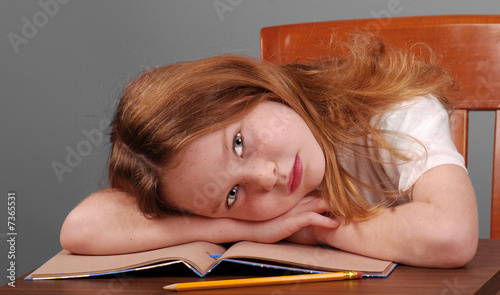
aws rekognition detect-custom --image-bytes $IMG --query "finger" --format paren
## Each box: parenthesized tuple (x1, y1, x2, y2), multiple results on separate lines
(296, 197, 331, 214)
(297, 195, 322, 204)
(312, 214, 340, 228)
(295, 212, 340, 229)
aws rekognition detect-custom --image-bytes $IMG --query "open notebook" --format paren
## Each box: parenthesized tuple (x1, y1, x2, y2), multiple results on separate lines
(25, 241, 396, 280)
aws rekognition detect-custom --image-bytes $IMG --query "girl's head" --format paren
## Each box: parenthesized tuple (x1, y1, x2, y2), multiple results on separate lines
(108, 54, 328, 219)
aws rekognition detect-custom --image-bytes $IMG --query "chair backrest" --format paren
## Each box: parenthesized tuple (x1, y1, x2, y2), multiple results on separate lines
(260, 15, 500, 239)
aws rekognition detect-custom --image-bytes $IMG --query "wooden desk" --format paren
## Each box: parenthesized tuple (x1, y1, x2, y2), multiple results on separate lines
(2, 239, 499, 294)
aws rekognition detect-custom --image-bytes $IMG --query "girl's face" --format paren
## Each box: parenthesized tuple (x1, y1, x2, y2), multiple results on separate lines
(163, 101, 325, 221)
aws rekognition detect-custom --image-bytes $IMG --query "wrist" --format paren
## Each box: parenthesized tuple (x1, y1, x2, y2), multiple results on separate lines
(313, 223, 340, 246)
(199, 217, 251, 244)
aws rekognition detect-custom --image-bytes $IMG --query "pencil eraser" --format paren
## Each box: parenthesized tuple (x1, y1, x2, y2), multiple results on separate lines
(357, 271, 363, 279)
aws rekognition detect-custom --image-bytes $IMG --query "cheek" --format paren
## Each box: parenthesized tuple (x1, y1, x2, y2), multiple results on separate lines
(252, 114, 291, 145)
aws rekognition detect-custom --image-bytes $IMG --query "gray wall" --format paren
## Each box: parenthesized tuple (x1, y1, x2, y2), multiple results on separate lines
(1, 0, 499, 286)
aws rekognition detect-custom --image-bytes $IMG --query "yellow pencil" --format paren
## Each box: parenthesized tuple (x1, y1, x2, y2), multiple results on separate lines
(163, 271, 363, 291)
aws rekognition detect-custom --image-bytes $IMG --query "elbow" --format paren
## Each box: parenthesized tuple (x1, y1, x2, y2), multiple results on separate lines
(446, 232, 478, 268)
(438, 238, 477, 268)
(60, 229, 85, 255)
(428, 223, 478, 268)
(60, 210, 95, 255)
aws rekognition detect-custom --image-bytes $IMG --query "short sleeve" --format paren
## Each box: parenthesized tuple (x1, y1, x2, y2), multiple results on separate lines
(373, 96, 466, 193)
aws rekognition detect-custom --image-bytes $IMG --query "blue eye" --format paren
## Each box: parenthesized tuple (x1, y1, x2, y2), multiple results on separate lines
(233, 132, 243, 156)
(227, 185, 238, 208)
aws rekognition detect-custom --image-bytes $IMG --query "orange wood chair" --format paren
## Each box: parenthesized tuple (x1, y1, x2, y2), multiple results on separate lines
(260, 15, 500, 238)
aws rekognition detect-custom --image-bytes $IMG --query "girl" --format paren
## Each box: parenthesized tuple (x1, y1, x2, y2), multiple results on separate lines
(60, 34, 478, 268)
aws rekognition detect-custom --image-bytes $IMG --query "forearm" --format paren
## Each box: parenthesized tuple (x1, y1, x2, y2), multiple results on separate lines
(60, 189, 250, 255)
(319, 203, 475, 267)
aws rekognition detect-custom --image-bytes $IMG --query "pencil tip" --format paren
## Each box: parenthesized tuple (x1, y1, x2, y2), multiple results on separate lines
(162, 284, 178, 291)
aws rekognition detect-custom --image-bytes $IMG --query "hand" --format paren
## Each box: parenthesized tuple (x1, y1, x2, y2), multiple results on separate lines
(285, 214, 343, 245)
(246, 195, 340, 244)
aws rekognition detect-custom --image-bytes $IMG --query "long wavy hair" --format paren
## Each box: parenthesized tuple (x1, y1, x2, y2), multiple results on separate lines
(108, 33, 456, 221)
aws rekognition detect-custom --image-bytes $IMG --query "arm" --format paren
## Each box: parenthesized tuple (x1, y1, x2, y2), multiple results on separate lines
(60, 189, 337, 255)
(289, 164, 478, 268)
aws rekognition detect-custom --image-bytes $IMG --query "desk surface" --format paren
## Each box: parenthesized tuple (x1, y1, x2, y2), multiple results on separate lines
(2, 239, 499, 295)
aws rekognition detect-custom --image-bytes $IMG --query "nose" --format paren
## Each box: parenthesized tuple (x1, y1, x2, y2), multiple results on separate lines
(245, 160, 278, 191)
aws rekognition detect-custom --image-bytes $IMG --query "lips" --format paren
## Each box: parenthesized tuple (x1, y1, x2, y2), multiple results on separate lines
(288, 154, 303, 195)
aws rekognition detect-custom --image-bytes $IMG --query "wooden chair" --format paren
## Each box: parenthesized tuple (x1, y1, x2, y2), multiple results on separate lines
(260, 15, 500, 239)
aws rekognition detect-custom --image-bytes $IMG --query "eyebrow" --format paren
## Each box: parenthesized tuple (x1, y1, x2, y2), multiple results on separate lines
(211, 128, 231, 215)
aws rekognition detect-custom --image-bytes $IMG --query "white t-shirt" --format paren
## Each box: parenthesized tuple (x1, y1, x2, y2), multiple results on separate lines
(338, 95, 466, 205)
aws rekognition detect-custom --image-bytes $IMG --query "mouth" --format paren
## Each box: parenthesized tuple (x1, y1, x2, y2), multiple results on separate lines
(288, 154, 303, 195)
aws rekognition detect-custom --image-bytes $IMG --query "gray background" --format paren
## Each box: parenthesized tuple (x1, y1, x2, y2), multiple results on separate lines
(1, 0, 499, 286)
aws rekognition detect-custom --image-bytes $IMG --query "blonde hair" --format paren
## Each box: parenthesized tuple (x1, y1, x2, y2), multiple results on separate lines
(108, 33, 456, 220)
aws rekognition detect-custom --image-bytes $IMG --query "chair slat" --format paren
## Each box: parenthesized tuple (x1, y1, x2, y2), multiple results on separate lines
(492, 110, 500, 239)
